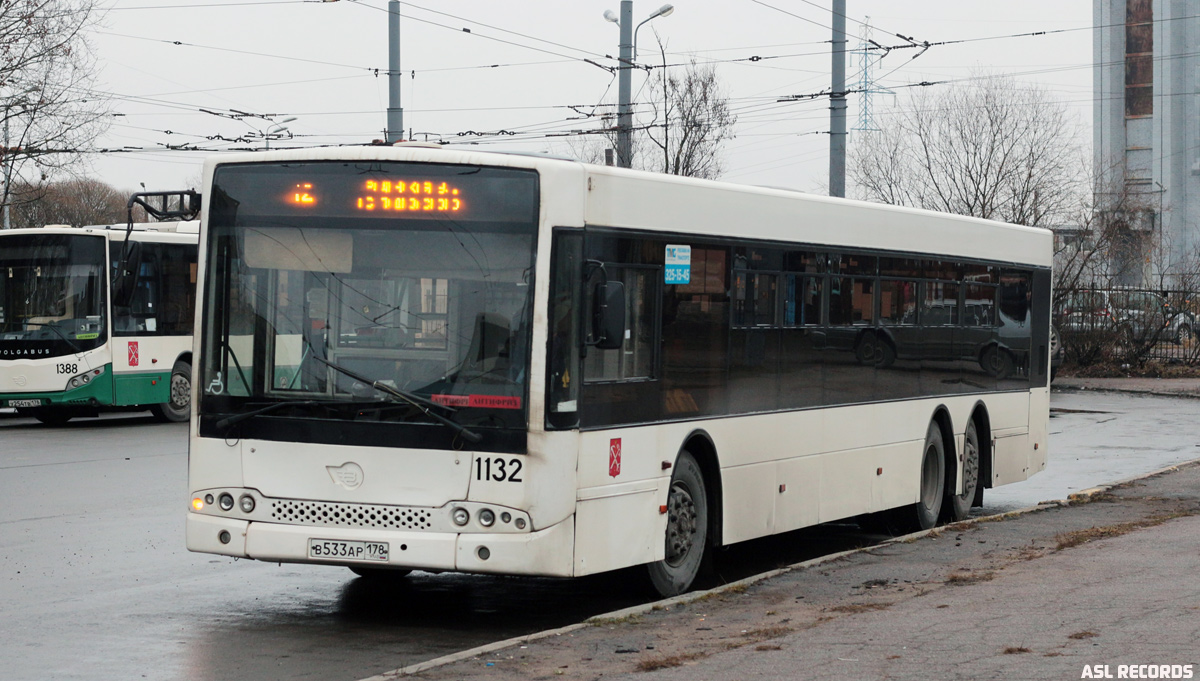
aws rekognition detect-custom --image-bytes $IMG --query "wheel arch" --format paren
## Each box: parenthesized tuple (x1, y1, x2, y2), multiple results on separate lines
(176, 351, 192, 367)
(678, 429, 723, 550)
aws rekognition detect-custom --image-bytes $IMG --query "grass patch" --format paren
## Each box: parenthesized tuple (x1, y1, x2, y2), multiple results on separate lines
(945, 570, 996, 585)
(741, 625, 794, 641)
(636, 652, 707, 672)
(1055, 512, 1194, 550)
(1003, 647, 1032, 654)
(827, 603, 893, 614)
(590, 613, 642, 627)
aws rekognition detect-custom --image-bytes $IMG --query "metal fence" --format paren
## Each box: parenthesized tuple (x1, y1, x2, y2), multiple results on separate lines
(1054, 287, 1199, 367)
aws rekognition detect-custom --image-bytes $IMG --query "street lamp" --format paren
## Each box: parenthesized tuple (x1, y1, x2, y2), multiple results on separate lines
(604, 2, 674, 168)
(264, 116, 297, 150)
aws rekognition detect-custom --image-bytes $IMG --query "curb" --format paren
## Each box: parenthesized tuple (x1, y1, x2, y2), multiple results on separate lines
(1052, 385, 1200, 400)
(358, 456, 1200, 680)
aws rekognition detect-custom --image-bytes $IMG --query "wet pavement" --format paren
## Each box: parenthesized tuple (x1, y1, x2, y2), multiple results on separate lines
(2, 387, 1198, 680)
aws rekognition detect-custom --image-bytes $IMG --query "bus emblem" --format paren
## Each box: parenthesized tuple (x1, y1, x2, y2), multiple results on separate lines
(609, 439, 621, 478)
(128, 341, 139, 367)
(327, 462, 364, 490)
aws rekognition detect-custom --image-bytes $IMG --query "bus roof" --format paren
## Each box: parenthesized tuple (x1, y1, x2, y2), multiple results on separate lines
(204, 146, 1052, 268)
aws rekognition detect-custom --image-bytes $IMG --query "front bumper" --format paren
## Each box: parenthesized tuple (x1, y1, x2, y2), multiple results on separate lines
(186, 512, 576, 577)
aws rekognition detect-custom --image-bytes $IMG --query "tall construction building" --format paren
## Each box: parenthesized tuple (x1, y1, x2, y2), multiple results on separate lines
(1093, 0, 1200, 284)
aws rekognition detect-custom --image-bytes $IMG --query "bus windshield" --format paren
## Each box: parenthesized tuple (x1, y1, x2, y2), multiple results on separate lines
(199, 161, 539, 448)
(0, 233, 108, 358)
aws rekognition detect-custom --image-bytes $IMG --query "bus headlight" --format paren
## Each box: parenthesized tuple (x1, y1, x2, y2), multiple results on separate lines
(452, 507, 470, 526)
(218, 493, 235, 511)
(239, 495, 256, 513)
(66, 367, 104, 390)
(478, 509, 495, 527)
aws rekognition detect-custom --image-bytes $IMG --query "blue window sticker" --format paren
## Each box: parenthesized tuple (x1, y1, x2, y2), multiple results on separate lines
(664, 245, 691, 285)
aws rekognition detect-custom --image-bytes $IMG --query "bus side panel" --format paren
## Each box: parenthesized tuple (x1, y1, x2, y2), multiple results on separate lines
(573, 482, 665, 576)
(110, 335, 189, 405)
(1028, 387, 1050, 475)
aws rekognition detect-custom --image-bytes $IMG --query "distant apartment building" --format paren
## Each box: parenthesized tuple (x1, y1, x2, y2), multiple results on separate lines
(1094, 0, 1200, 285)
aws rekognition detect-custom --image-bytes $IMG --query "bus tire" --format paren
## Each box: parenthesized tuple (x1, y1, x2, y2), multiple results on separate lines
(945, 419, 980, 522)
(150, 360, 191, 423)
(349, 566, 412, 579)
(32, 408, 73, 426)
(647, 450, 708, 597)
(913, 421, 945, 531)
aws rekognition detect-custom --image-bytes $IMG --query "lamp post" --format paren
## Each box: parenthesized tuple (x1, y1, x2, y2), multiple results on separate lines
(264, 117, 297, 150)
(604, 2, 674, 168)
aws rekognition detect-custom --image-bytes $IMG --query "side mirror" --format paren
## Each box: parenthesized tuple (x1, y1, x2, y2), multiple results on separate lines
(113, 241, 143, 307)
(592, 280, 626, 350)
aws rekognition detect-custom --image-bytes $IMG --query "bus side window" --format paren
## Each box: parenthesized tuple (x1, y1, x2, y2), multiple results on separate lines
(113, 244, 160, 335)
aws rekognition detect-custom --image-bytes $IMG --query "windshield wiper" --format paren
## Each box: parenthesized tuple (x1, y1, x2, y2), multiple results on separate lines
(39, 323, 83, 355)
(214, 400, 324, 431)
(213, 399, 396, 432)
(310, 355, 483, 444)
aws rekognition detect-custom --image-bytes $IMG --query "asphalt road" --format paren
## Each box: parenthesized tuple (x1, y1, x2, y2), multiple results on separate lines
(0, 390, 1195, 681)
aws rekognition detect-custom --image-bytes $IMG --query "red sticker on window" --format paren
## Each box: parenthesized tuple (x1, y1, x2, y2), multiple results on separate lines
(430, 394, 522, 409)
(609, 438, 622, 478)
(128, 341, 139, 367)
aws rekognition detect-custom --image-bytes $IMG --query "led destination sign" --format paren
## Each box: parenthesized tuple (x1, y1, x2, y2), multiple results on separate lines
(215, 161, 536, 223)
(288, 180, 465, 214)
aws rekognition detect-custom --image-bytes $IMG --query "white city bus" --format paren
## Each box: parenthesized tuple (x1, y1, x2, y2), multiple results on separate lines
(187, 146, 1050, 596)
(1, 216, 199, 425)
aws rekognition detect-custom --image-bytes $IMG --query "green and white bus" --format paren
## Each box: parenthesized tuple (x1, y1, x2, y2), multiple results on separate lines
(0, 218, 199, 425)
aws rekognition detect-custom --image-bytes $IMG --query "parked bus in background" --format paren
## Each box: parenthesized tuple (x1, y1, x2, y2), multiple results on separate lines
(0, 192, 200, 425)
(187, 147, 1051, 596)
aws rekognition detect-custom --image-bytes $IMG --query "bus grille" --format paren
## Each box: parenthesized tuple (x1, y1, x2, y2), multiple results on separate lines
(269, 499, 435, 530)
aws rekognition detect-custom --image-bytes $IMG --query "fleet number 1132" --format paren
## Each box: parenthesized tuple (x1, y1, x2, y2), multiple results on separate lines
(475, 456, 522, 482)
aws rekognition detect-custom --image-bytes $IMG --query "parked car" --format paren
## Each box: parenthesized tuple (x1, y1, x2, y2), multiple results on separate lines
(1057, 289, 1195, 345)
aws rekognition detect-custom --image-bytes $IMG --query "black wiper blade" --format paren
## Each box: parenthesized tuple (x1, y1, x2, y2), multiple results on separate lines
(310, 355, 483, 444)
(214, 400, 324, 431)
(40, 324, 83, 354)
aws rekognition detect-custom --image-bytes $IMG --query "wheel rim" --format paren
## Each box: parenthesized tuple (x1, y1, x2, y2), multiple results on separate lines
(921, 444, 940, 511)
(665, 480, 699, 567)
(170, 372, 190, 410)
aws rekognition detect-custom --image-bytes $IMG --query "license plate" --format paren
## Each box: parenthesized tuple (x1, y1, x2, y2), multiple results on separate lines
(6, 399, 43, 408)
(308, 538, 389, 563)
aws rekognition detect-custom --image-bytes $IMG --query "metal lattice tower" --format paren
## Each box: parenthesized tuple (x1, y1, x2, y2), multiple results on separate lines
(851, 17, 891, 134)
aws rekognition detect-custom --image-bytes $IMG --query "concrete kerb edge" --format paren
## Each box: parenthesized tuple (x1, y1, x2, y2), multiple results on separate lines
(1052, 385, 1200, 400)
(359, 456, 1200, 680)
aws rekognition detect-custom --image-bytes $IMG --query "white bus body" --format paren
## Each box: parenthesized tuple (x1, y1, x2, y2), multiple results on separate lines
(187, 147, 1050, 595)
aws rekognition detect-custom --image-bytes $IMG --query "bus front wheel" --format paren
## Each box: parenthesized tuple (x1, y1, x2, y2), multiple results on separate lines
(647, 450, 708, 598)
(150, 360, 191, 423)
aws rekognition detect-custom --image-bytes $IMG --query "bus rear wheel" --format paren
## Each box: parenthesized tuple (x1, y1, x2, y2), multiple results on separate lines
(150, 360, 191, 423)
(913, 421, 946, 531)
(945, 419, 980, 522)
(647, 450, 708, 598)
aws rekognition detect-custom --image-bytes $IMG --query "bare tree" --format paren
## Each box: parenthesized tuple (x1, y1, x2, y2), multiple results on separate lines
(1, 0, 110, 225)
(553, 50, 736, 179)
(9, 177, 127, 229)
(850, 74, 1085, 227)
(641, 53, 736, 179)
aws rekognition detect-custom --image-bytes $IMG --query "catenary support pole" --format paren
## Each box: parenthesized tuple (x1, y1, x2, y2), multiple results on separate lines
(829, 0, 847, 198)
(616, 1, 634, 168)
(386, 0, 404, 143)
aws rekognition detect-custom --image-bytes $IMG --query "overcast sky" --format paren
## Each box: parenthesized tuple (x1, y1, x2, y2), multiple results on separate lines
(89, 0, 1092, 195)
